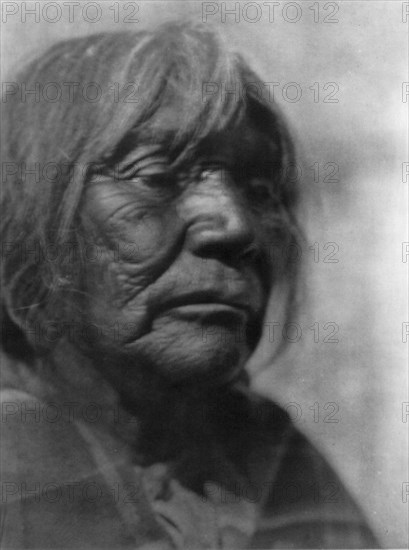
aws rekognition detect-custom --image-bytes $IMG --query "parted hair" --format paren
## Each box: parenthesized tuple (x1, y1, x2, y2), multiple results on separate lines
(1, 21, 301, 360)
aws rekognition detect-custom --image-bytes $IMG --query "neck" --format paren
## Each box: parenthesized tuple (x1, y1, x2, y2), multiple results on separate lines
(43, 339, 251, 461)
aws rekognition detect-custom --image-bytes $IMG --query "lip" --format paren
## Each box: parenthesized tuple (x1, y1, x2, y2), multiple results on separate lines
(154, 302, 249, 327)
(167, 302, 248, 316)
(156, 291, 254, 317)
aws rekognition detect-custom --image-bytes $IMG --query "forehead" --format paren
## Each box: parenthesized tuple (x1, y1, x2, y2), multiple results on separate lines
(134, 104, 276, 164)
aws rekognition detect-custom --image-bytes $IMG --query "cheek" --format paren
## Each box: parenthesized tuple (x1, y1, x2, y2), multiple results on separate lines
(80, 209, 183, 345)
(82, 185, 182, 277)
(84, 214, 181, 293)
(81, 183, 182, 267)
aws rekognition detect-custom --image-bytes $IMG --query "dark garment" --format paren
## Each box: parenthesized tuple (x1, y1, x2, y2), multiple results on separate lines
(0, 352, 378, 549)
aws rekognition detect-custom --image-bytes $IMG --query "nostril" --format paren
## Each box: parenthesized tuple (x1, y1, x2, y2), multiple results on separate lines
(184, 214, 259, 264)
(189, 237, 259, 266)
(237, 242, 261, 263)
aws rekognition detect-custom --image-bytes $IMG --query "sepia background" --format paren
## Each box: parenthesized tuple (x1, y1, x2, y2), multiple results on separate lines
(1, 1, 408, 546)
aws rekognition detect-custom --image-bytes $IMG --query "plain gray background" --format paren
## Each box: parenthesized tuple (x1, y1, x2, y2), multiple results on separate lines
(1, 1, 408, 546)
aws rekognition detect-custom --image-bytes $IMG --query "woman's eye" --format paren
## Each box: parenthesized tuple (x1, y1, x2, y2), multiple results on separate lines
(199, 168, 218, 181)
(130, 174, 168, 187)
(113, 154, 173, 185)
(127, 173, 183, 199)
(196, 159, 231, 181)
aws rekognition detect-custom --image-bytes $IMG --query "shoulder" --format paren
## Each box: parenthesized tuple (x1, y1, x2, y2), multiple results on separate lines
(207, 385, 379, 547)
(0, 377, 140, 548)
(1, 385, 96, 487)
(247, 395, 380, 548)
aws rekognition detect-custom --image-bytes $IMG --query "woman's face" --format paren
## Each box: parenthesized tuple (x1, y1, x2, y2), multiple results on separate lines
(79, 107, 279, 389)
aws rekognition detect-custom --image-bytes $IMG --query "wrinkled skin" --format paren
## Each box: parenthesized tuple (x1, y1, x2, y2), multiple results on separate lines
(78, 110, 276, 392)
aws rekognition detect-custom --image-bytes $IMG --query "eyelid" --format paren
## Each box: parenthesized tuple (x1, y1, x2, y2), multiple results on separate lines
(119, 160, 170, 179)
(130, 174, 168, 187)
(196, 161, 233, 183)
(86, 171, 172, 193)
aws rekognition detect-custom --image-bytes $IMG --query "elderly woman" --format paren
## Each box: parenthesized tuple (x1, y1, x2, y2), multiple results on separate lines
(1, 21, 377, 549)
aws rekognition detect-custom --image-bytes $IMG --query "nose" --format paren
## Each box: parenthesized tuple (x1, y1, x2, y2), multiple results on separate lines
(180, 170, 258, 263)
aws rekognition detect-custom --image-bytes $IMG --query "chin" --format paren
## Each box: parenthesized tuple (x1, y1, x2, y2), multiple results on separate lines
(122, 319, 252, 388)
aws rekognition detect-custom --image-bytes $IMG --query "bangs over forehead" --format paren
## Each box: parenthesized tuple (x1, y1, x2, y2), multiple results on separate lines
(73, 22, 282, 168)
(4, 21, 291, 186)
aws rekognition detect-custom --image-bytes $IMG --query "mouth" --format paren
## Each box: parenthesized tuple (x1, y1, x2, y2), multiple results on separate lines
(152, 290, 259, 327)
(157, 291, 253, 314)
